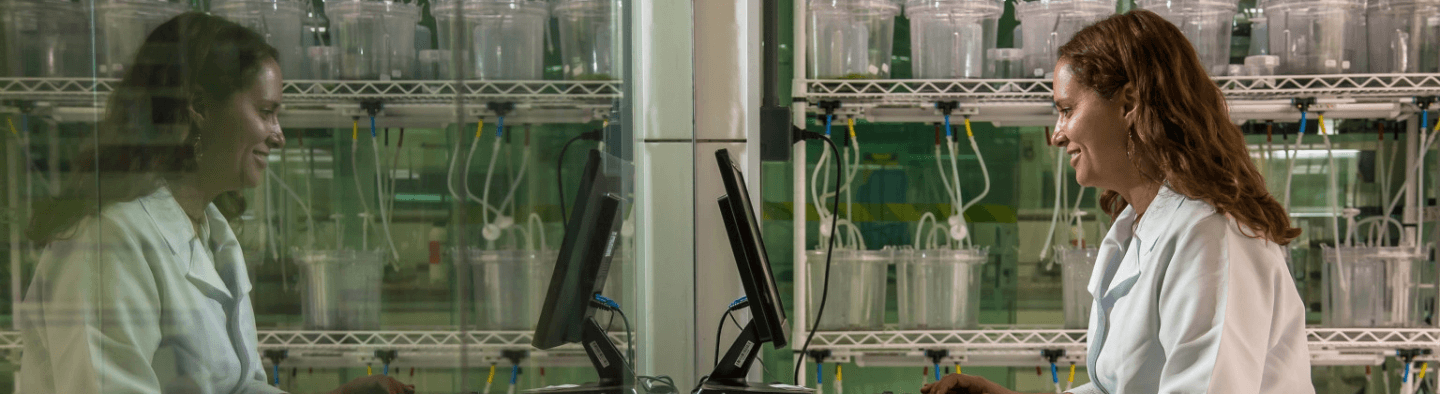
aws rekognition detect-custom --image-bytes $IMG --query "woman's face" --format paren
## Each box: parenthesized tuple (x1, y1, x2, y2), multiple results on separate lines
(195, 58, 285, 191)
(1049, 60, 1136, 191)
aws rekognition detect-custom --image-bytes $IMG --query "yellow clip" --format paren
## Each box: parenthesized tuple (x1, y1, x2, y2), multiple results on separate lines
(1317, 113, 1327, 135)
(1420, 362, 1429, 380)
(476, 118, 485, 138)
(836, 365, 842, 381)
(846, 118, 856, 139)
(352, 120, 358, 140)
(6, 117, 15, 135)
(963, 117, 974, 138)
(1068, 363, 1076, 383)
(366, 365, 373, 376)
(488, 364, 497, 384)
(1434, 117, 1440, 133)
(955, 364, 961, 375)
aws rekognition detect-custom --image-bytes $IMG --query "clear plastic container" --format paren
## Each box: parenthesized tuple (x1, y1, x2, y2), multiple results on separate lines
(327, 0, 419, 80)
(554, 0, 619, 80)
(432, 0, 548, 80)
(212, 0, 305, 79)
(96, 0, 190, 77)
(0, 0, 91, 77)
(809, 0, 901, 79)
(1322, 246, 1429, 328)
(897, 248, 987, 329)
(1261, 0, 1366, 74)
(306, 46, 339, 79)
(905, 0, 1003, 79)
(1014, 0, 1115, 78)
(807, 249, 892, 330)
(1138, 0, 1237, 76)
(296, 249, 384, 330)
(417, 49, 452, 80)
(986, 48, 1025, 78)
(1055, 247, 1097, 329)
(461, 249, 557, 330)
(1365, 0, 1440, 73)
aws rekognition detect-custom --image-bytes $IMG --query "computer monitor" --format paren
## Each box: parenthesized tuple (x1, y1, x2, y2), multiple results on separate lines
(703, 149, 800, 392)
(531, 149, 629, 391)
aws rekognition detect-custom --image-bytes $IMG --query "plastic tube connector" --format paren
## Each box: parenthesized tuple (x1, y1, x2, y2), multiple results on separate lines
(963, 116, 973, 138)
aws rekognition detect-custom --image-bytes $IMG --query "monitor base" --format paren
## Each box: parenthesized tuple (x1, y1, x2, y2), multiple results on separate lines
(695, 382, 814, 394)
(525, 383, 637, 394)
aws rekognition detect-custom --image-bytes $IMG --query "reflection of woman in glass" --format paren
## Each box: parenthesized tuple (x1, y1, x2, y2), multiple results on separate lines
(19, 13, 411, 394)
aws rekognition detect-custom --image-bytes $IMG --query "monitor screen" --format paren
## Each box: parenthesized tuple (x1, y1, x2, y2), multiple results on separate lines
(532, 149, 626, 350)
(714, 148, 790, 348)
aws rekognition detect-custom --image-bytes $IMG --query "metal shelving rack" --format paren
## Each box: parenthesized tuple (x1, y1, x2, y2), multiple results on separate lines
(0, 330, 626, 368)
(0, 78, 622, 127)
(796, 328, 1440, 367)
(798, 74, 1440, 125)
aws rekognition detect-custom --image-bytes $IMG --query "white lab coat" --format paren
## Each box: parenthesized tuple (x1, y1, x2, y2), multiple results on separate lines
(1068, 185, 1314, 394)
(18, 185, 283, 394)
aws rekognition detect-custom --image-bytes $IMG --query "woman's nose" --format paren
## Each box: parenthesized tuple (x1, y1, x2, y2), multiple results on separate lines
(1050, 128, 1068, 147)
(268, 130, 286, 150)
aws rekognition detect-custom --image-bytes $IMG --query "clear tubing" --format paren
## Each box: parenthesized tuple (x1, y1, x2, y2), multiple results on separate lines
(266, 169, 316, 247)
(446, 126, 465, 202)
(946, 139, 965, 242)
(915, 212, 937, 249)
(959, 117, 990, 214)
(811, 116, 835, 243)
(352, 121, 372, 250)
(1319, 115, 1341, 254)
(1283, 112, 1307, 211)
(1040, 146, 1066, 263)
(372, 137, 401, 266)
(479, 138, 501, 228)
(934, 144, 959, 208)
(528, 213, 547, 251)
(462, 131, 505, 217)
(1382, 112, 1440, 238)
(1070, 186, 1087, 246)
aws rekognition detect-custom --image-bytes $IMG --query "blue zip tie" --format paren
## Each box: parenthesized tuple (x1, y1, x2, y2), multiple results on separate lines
(384, 364, 390, 376)
(370, 116, 377, 138)
(817, 363, 823, 384)
(1404, 362, 1413, 383)
(273, 364, 280, 385)
(934, 363, 941, 381)
(824, 114, 833, 137)
(510, 364, 520, 385)
(497, 116, 505, 138)
(944, 114, 953, 139)
(1423, 110, 1429, 137)
(1050, 363, 1058, 384)
(1298, 111, 1308, 136)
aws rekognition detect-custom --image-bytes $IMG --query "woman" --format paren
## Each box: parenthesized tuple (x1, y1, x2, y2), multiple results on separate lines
(18, 13, 412, 394)
(922, 10, 1312, 394)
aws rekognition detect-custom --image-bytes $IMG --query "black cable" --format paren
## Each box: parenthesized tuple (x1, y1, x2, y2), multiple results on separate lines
(617, 306, 635, 368)
(713, 308, 735, 367)
(792, 132, 842, 386)
(555, 129, 600, 221)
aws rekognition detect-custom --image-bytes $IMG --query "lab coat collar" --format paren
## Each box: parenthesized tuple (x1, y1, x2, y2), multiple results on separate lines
(1085, 184, 1188, 298)
(137, 185, 245, 302)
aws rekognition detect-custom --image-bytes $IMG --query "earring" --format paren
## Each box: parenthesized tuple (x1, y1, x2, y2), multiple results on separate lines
(193, 134, 204, 162)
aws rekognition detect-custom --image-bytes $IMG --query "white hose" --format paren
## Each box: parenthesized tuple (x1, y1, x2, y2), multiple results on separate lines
(496, 148, 531, 215)
(446, 128, 465, 203)
(1282, 132, 1305, 211)
(464, 137, 506, 219)
(810, 142, 833, 244)
(959, 132, 991, 214)
(1070, 186, 1087, 247)
(372, 138, 401, 268)
(1320, 122, 1341, 252)
(915, 212, 937, 249)
(266, 169, 316, 247)
(934, 144, 959, 207)
(528, 213, 547, 251)
(1380, 122, 1439, 245)
(1040, 147, 1066, 263)
(352, 140, 371, 250)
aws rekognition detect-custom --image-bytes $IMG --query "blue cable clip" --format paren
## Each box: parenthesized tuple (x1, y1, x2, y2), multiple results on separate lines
(594, 294, 621, 310)
(728, 296, 748, 310)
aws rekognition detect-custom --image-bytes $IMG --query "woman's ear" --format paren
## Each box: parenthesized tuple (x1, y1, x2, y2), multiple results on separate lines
(1118, 85, 1139, 118)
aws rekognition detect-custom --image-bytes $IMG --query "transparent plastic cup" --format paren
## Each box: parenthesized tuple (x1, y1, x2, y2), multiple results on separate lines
(96, 0, 189, 77)
(306, 46, 339, 79)
(460, 249, 557, 331)
(905, 0, 1003, 79)
(212, 0, 305, 79)
(0, 0, 91, 77)
(986, 48, 1024, 78)
(1056, 247, 1098, 329)
(1365, 0, 1440, 73)
(1014, 0, 1115, 79)
(554, 0, 619, 80)
(809, 0, 900, 79)
(1245, 54, 1280, 75)
(433, 0, 547, 80)
(296, 249, 384, 330)
(328, 0, 419, 80)
(417, 49, 452, 80)
(1322, 246, 1429, 328)
(898, 248, 988, 330)
(1138, 0, 1238, 76)
(1261, 0, 1366, 74)
(807, 249, 892, 330)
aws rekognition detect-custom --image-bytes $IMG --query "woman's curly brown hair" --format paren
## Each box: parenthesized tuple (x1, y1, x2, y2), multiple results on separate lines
(1058, 9, 1301, 245)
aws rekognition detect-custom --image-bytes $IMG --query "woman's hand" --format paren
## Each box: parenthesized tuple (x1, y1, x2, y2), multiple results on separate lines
(329, 375, 416, 394)
(920, 373, 1024, 394)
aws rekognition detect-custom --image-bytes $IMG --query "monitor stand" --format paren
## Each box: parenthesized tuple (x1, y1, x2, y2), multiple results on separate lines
(695, 321, 814, 394)
(526, 318, 635, 394)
